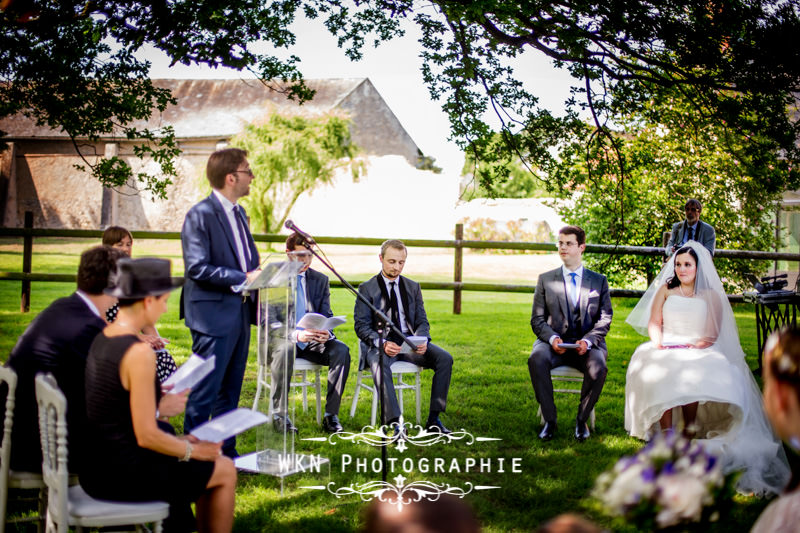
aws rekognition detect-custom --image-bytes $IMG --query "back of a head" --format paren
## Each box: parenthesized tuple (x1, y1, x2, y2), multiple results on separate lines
(361, 494, 480, 533)
(536, 514, 602, 533)
(77, 246, 123, 295)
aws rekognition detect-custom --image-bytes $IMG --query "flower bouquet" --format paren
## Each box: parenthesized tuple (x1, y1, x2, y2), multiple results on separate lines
(593, 431, 739, 530)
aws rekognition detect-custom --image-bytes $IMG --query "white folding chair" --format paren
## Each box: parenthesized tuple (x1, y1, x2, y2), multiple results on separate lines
(0, 366, 46, 533)
(291, 358, 323, 426)
(252, 353, 323, 425)
(349, 344, 422, 426)
(536, 366, 596, 430)
(35, 373, 169, 533)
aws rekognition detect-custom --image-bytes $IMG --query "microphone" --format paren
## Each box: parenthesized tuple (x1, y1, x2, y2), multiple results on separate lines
(284, 220, 316, 245)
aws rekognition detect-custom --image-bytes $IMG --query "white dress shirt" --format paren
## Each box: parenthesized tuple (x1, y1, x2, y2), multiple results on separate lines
(75, 290, 102, 318)
(212, 189, 249, 272)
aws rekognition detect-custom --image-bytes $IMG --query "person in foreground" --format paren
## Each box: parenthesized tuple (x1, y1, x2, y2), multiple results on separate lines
(625, 241, 789, 495)
(354, 239, 453, 433)
(751, 327, 800, 532)
(5, 245, 121, 474)
(82, 258, 237, 533)
(529, 225, 612, 442)
(361, 493, 480, 533)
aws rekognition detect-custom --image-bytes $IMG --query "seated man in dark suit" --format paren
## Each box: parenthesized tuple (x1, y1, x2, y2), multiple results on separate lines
(5, 245, 121, 473)
(270, 232, 351, 433)
(354, 239, 453, 433)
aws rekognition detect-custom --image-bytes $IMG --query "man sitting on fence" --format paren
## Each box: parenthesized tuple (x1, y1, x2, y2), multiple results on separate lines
(354, 239, 453, 433)
(4, 245, 121, 473)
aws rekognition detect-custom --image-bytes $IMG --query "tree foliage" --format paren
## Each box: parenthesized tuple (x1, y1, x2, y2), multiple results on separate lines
(551, 90, 780, 290)
(0, 0, 395, 198)
(3, 0, 799, 214)
(461, 133, 549, 199)
(231, 111, 361, 233)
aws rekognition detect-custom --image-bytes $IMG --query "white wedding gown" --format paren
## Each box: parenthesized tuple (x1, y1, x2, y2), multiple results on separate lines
(625, 294, 790, 495)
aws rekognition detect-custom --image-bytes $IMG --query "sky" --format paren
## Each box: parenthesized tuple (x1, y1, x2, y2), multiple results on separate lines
(143, 14, 579, 176)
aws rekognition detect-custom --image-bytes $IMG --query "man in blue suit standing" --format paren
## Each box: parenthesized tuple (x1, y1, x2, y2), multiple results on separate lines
(181, 147, 261, 458)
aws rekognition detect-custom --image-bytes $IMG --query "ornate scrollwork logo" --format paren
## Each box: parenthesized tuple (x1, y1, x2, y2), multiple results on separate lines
(301, 475, 499, 511)
(302, 418, 500, 452)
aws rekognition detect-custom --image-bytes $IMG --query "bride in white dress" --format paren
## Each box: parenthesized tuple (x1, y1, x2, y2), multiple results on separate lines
(625, 241, 790, 495)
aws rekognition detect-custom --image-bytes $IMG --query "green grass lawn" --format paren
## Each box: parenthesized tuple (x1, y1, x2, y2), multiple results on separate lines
(0, 239, 780, 532)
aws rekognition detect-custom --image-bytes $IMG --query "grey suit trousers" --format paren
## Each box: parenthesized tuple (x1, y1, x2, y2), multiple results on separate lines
(528, 340, 607, 424)
(269, 337, 350, 416)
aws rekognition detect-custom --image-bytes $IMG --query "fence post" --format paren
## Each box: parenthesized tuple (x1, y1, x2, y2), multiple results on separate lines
(21, 210, 33, 312)
(453, 223, 463, 314)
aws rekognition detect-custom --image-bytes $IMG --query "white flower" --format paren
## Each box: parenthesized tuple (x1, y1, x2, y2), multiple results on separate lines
(648, 439, 672, 461)
(602, 463, 655, 513)
(655, 474, 707, 527)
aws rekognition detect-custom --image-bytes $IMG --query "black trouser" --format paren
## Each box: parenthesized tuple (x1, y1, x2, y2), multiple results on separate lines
(365, 342, 453, 424)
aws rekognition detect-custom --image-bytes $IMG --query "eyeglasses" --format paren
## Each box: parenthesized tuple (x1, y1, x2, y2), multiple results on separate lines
(233, 169, 254, 177)
(557, 241, 579, 248)
(685, 207, 700, 212)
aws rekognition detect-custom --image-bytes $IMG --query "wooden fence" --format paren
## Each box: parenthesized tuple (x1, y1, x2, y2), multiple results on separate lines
(2, 212, 800, 313)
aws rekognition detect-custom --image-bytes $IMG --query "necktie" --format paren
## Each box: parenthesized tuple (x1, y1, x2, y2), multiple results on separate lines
(233, 205, 251, 270)
(687, 226, 694, 242)
(296, 274, 307, 349)
(388, 281, 402, 343)
(569, 272, 578, 307)
(388, 281, 401, 324)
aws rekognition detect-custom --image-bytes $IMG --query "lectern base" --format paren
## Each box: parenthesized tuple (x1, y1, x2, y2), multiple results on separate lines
(235, 450, 330, 478)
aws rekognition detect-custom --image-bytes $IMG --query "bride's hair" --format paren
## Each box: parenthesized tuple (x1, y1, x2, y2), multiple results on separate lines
(665, 246, 699, 289)
(764, 327, 800, 491)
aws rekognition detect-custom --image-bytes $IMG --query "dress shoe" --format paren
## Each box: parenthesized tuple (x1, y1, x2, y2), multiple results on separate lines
(538, 421, 557, 441)
(322, 414, 343, 433)
(575, 420, 590, 442)
(426, 417, 452, 435)
(272, 414, 298, 433)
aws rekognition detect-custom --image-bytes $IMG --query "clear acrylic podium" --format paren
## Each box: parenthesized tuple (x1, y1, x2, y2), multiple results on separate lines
(234, 255, 330, 484)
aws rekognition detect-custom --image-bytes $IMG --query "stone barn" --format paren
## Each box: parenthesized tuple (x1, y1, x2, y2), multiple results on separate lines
(0, 78, 425, 231)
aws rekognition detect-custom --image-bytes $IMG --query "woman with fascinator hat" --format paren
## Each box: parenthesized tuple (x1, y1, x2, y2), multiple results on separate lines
(82, 258, 237, 533)
(625, 241, 790, 495)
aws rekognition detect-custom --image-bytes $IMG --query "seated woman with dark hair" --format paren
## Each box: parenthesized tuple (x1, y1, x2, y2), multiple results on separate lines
(625, 242, 789, 495)
(101, 226, 178, 382)
(82, 257, 236, 533)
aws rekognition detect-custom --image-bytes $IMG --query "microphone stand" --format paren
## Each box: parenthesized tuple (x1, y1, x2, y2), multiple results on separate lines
(296, 237, 416, 483)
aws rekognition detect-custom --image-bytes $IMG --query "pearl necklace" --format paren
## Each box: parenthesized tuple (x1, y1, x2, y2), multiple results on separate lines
(678, 284, 694, 298)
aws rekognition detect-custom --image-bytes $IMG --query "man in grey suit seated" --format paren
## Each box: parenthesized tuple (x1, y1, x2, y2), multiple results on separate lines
(354, 239, 453, 433)
(665, 198, 716, 257)
(529, 225, 613, 442)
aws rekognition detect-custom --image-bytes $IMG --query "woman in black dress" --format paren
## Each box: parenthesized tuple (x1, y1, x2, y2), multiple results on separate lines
(82, 257, 236, 532)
